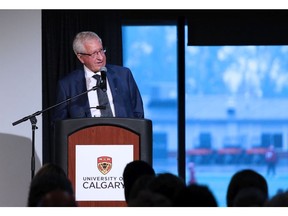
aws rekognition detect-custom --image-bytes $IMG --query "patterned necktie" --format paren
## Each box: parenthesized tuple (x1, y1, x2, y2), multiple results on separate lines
(93, 74, 113, 117)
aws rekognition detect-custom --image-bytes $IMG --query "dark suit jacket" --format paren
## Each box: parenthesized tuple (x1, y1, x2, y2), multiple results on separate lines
(52, 64, 144, 122)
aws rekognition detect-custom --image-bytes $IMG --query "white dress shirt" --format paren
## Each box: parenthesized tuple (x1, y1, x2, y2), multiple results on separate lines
(84, 66, 115, 117)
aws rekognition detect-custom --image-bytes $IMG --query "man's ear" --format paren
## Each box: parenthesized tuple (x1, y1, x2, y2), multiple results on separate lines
(76, 54, 85, 64)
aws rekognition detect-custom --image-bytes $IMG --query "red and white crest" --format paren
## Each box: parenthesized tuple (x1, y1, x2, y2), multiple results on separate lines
(97, 156, 112, 175)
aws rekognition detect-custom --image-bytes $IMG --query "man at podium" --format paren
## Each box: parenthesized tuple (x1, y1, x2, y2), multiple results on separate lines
(52, 31, 144, 122)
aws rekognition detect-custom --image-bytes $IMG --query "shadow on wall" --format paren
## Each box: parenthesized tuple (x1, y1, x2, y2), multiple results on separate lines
(0, 133, 41, 206)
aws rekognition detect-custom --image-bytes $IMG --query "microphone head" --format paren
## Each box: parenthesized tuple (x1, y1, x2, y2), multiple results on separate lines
(100, 66, 107, 73)
(100, 67, 107, 92)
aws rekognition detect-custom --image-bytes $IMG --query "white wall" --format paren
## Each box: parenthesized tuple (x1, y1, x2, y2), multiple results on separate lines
(0, 10, 42, 206)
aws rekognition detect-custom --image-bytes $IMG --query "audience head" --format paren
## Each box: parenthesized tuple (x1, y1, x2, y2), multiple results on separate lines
(128, 190, 172, 207)
(147, 172, 186, 206)
(232, 187, 267, 207)
(264, 191, 288, 207)
(174, 183, 218, 207)
(128, 174, 155, 203)
(27, 163, 76, 207)
(226, 169, 268, 207)
(37, 189, 77, 207)
(127, 172, 186, 207)
(123, 160, 155, 203)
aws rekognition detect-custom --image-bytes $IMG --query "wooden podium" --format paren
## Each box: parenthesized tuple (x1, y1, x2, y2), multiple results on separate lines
(53, 117, 152, 207)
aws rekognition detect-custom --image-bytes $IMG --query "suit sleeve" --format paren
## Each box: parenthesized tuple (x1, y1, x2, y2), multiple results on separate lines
(127, 68, 144, 118)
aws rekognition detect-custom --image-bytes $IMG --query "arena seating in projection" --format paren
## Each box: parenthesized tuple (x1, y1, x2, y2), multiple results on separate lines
(187, 133, 286, 165)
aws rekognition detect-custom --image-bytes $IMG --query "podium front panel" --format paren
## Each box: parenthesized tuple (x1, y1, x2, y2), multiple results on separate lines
(54, 118, 152, 207)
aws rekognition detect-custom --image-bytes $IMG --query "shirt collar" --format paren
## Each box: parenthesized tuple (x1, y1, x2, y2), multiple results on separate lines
(84, 65, 101, 79)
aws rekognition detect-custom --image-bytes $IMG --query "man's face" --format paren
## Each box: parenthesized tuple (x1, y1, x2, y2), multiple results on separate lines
(77, 38, 106, 72)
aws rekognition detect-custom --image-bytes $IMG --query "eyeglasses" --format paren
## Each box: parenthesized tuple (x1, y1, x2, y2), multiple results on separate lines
(78, 48, 106, 58)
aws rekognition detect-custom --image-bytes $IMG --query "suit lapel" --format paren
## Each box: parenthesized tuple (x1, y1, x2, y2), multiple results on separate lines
(74, 69, 92, 117)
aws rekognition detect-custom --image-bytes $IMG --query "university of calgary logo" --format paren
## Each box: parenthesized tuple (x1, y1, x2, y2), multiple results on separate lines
(97, 156, 112, 175)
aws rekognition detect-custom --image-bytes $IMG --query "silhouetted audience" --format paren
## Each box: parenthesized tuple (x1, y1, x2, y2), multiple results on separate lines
(174, 183, 218, 207)
(27, 163, 77, 207)
(127, 172, 185, 207)
(232, 187, 267, 207)
(37, 189, 77, 207)
(122, 160, 155, 203)
(128, 190, 172, 207)
(226, 169, 268, 207)
(127, 164, 288, 207)
(128, 174, 156, 203)
(264, 190, 288, 207)
(146, 172, 186, 206)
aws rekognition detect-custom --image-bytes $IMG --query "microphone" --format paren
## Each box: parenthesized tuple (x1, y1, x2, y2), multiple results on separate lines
(100, 66, 107, 92)
(90, 106, 106, 110)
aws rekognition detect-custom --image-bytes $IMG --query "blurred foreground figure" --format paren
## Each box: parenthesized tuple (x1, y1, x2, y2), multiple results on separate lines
(27, 163, 76, 207)
(37, 189, 77, 207)
(226, 169, 268, 207)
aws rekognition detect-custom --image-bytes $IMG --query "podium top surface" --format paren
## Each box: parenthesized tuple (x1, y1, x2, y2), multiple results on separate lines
(55, 117, 152, 135)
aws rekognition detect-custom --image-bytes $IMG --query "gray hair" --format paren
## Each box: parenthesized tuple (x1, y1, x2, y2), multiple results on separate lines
(72, 31, 102, 55)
